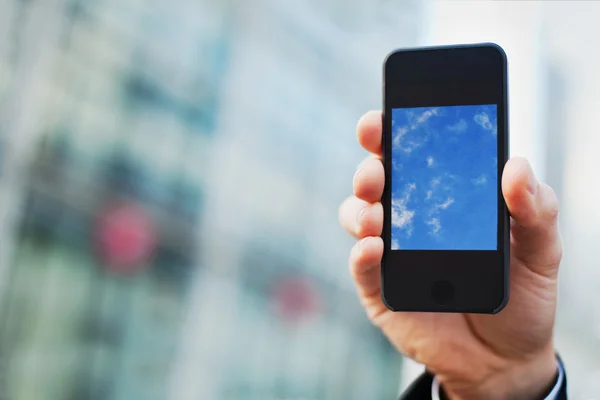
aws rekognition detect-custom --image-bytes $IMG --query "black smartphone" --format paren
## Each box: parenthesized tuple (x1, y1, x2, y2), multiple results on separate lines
(381, 43, 509, 314)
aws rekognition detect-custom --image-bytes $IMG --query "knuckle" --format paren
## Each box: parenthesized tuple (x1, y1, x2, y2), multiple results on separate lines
(349, 239, 367, 276)
(338, 197, 354, 229)
(540, 183, 559, 222)
(548, 231, 564, 266)
(337, 200, 347, 224)
(349, 242, 361, 266)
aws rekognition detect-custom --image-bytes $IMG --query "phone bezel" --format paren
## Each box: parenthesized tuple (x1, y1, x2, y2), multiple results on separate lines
(381, 43, 510, 314)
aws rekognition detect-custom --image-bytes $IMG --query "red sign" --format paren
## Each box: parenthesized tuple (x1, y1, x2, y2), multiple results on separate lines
(271, 276, 321, 324)
(95, 202, 157, 273)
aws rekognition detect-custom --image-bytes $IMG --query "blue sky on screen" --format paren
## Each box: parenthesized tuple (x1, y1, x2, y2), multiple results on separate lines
(390, 105, 497, 250)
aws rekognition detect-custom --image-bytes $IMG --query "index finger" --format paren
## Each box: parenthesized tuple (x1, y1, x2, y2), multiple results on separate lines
(357, 111, 382, 157)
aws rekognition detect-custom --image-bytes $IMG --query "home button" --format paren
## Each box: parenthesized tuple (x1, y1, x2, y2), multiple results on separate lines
(431, 280, 455, 305)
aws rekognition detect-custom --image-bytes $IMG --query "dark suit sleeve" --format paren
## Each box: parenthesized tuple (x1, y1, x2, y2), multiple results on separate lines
(398, 371, 434, 400)
(399, 364, 568, 400)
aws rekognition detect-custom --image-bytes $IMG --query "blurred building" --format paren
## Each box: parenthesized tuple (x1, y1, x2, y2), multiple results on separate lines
(0, 0, 426, 399)
(541, 3, 600, 397)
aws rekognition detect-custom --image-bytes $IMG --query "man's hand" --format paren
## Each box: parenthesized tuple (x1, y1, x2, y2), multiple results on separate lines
(338, 111, 563, 400)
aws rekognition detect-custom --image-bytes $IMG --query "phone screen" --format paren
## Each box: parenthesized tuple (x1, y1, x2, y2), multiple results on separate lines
(382, 44, 509, 313)
(390, 105, 498, 251)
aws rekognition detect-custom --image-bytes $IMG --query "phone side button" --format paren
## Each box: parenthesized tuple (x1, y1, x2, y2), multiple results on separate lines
(431, 280, 455, 306)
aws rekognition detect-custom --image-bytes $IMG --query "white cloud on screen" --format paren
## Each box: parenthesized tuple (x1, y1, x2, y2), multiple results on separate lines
(472, 175, 487, 185)
(426, 196, 454, 236)
(447, 119, 468, 133)
(425, 177, 441, 201)
(392, 183, 416, 235)
(433, 197, 455, 212)
(416, 108, 439, 123)
(474, 112, 496, 134)
(439, 197, 454, 209)
(393, 108, 440, 154)
(427, 218, 441, 235)
(391, 239, 400, 250)
(392, 202, 415, 234)
(392, 126, 421, 154)
(423, 174, 458, 236)
(404, 141, 422, 154)
(392, 126, 409, 147)
(427, 156, 434, 167)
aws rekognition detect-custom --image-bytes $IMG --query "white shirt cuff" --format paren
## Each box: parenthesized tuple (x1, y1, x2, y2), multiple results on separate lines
(431, 360, 564, 400)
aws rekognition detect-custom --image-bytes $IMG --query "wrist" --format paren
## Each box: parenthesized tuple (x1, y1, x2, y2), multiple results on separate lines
(439, 348, 558, 400)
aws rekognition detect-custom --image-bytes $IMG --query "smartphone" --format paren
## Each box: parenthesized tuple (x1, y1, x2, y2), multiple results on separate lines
(381, 43, 509, 314)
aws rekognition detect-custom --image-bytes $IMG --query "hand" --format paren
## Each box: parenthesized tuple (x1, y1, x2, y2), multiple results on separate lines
(339, 111, 563, 400)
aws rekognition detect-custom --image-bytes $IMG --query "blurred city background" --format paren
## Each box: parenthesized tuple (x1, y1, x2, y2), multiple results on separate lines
(0, 0, 598, 399)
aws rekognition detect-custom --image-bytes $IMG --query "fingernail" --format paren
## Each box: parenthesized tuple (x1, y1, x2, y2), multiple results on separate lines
(352, 239, 363, 257)
(358, 237, 370, 253)
(356, 206, 368, 232)
(527, 167, 538, 196)
(354, 162, 365, 181)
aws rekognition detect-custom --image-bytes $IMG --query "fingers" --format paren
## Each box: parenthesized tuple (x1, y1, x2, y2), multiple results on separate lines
(502, 157, 562, 276)
(339, 196, 383, 238)
(349, 236, 384, 297)
(347, 112, 385, 301)
(357, 111, 382, 156)
(353, 157, 384, 203)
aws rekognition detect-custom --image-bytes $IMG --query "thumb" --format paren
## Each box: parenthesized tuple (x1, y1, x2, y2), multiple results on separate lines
(502, 157, 562, 277)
